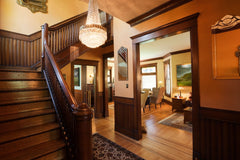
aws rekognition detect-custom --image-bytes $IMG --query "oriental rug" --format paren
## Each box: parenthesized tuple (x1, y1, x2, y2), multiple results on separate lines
(93, 133, 144, 160)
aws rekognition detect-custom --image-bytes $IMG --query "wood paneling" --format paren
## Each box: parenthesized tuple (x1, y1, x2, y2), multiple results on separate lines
(114, 96, 141, 140)
(95, 92, 104, 118)
(199, 107, 240, 160)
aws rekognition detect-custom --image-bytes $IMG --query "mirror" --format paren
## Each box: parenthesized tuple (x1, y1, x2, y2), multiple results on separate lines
(211, 15, 240, 79)
(118, 46, 128, 81)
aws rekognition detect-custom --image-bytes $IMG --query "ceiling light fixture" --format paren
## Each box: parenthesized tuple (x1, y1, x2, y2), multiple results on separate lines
(79, 0, 107, 48)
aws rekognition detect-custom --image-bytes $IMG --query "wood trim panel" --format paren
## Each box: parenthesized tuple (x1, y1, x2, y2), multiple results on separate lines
(127, 0, 192, 26)
(95, 92, 104, 118)
(103, 52, 114, 117)
(140, 56, 163, 62)
(114, 96, 141, 140)
(0, 30, 41, 41)
(132, 13, 200, 158)
(199, 107, 240, 160)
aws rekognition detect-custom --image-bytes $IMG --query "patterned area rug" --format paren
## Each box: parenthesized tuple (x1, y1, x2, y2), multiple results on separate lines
(158, 113, 192, 132)
(93, 133, 144, 160)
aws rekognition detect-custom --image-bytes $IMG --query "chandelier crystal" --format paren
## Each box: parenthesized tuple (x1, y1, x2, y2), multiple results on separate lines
(79, 0, 107, 48)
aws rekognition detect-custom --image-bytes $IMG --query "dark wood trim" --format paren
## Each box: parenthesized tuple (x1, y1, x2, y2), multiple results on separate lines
(103, 52, 114, 117)
(131, 13, 199, 41)
(170, 48, 191, 55)
(0, 29, 41, 41)
(95, 92, 104, 118)
(200, 107, 240, 124)
(127, 0, 192, 26)
(132, 13, 200, 158)
(140, 56, 163, 62)
(49, 12, 87, 30)
(163, 53, 171, 59)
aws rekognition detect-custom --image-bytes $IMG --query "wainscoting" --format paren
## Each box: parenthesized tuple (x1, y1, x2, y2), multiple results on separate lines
(114, 96, 141, 140)
(95, 92, 104, 118)
(199, 107, 240, 160)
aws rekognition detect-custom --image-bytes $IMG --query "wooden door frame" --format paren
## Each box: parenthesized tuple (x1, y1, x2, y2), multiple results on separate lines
(103, 52, 114, 117)
(71, 59, 99, 110)
(131, 13, 200, 158)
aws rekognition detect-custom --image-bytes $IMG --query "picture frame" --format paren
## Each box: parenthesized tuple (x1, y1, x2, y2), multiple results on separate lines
(177, 63, 192, 86)
(74, 68, 80, 86)
(118, 46, 128, 81)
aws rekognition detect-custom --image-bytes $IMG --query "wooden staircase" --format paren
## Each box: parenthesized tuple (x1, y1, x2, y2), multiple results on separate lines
(0, 68, 66, 160)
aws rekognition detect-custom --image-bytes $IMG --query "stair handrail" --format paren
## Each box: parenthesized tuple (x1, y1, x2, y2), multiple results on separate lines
(41, 23, 93, 160)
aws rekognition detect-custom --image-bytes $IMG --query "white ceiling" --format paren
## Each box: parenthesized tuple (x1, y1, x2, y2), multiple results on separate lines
(80, 0, 170, 22)
(140, 31, 191, 60)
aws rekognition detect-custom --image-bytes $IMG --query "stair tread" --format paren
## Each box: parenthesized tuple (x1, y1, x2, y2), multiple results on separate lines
(0, 97, 51, 106)
(0, 78, 45, 81)
(0, 122, 59, 144)
(0, 68, 41, 73)
(0, 139, 65, 160)
(0, 108, 55, 122)
(0, 87, 48, 92)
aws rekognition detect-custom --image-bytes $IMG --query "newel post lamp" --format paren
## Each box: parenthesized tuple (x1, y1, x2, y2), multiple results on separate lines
(79, 0, 107, 48)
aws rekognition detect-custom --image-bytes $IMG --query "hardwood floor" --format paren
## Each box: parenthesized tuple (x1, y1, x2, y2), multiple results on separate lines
(92, 103, 192, 160)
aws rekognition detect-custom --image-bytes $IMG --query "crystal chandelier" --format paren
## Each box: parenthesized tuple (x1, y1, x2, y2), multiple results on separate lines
(79, 0, 107, 48)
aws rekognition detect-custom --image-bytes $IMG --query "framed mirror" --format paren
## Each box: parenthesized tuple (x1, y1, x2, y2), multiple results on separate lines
(118, 46, 128, 81)
(211, 15, 240, 79)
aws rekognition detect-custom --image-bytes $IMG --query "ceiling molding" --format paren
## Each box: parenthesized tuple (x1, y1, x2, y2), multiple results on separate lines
(127, 0, 192, 27)
(140, 56, 163, 62)
(141, 48, 191, 62)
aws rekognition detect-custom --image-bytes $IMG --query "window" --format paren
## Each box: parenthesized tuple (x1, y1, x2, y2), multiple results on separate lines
(141, 64, 157, 89)
(164, 60, 171, 97)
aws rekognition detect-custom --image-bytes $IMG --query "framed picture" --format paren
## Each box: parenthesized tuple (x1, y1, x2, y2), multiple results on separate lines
(177, 64, 192, 86)
(74, 68, 80, 86)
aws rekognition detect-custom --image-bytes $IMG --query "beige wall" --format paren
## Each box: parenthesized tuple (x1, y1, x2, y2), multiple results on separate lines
(171, 52, 192, 99)
(61, 63, 72, 90)
(0, 0, 88, 34)
(114, 0, 240, 111)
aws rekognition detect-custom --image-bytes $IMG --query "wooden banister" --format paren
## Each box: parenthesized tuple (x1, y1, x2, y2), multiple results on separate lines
(41, 23, 93, 160)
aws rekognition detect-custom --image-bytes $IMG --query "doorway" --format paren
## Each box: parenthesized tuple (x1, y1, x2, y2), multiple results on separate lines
(131, 13, 200, 158)
(71, 59, 98, 114)
(103, 52, 114, 117)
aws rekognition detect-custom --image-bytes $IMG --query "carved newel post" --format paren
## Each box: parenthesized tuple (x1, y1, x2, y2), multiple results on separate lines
(73, 103, 93, 160)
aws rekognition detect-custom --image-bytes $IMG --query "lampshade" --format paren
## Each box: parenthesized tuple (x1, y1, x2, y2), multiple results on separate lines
(79, 0, 107, 48)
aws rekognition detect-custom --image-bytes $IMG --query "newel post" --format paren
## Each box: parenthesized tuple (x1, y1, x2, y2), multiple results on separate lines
(73, 103, 93, 160)
(41, 23, 48, 72)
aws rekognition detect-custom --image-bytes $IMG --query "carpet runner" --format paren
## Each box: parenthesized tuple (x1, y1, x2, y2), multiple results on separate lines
(93, 133, 144, 160)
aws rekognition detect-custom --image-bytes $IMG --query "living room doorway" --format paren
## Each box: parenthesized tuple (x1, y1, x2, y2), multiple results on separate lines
(132, 13, 200, 158)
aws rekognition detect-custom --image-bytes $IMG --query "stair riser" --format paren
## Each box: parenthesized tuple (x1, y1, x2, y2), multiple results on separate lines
(0, 81, 47, 91)
(0, 90, 50, 103)
(35, 148, 66, 160)
(0, 100, 52, 116)
(0, 72, 42, 79)
(0, 114, 56, 134)
(0, 129, 61, 156)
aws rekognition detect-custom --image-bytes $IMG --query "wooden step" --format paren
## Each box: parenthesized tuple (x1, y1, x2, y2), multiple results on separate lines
(35, 148, 66, 160)
(0, 108, 55, 122)
(0, 123, 59, 144)
(0, 80, 47, 91)
(0, 98, 52, 116)
(0, 129, 61, 157)
(0, 139, 65, 160)
(0, 71, 42, 80)
(0, 89, 50, 105)
(0, 114, 56, 134)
